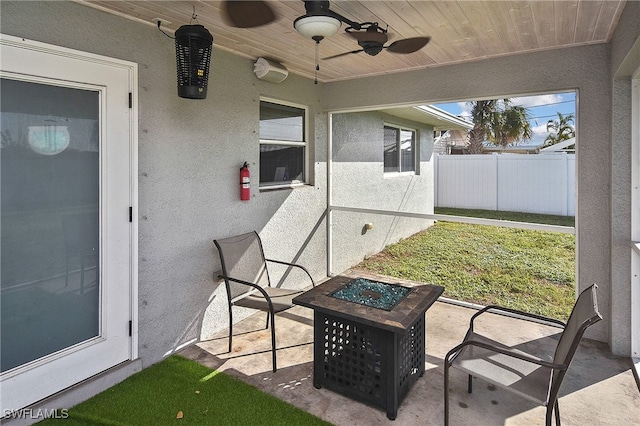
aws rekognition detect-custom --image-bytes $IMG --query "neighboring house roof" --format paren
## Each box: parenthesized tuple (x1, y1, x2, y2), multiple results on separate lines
(434, 129, 470, 155)
(482, 144, 543, 154)
(379, 105, 472, 156)
(540, 137, 576, 153)
(414, 106, 474, 131)
(380, 105, 473, 130)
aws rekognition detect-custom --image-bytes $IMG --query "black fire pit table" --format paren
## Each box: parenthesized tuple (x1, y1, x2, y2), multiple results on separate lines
(293, 274, 444, 420)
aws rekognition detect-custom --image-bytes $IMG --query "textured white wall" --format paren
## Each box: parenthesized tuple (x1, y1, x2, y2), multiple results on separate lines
(609, 1, 640, 356)
(330, 111, 435, 273)
(0, 1, 329, 367)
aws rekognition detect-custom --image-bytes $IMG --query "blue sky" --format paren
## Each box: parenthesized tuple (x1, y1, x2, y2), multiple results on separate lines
(432, 91, 576, 146)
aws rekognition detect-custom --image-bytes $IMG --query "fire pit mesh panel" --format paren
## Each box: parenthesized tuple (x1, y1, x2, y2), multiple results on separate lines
(320, 314, 386, 405)
(330, 278, 412, 311)
(398, 318, 425, 391)
(318, 312, 426, 412)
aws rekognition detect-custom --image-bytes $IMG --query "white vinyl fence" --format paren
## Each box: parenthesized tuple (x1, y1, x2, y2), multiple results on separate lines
(434, 153, 575, 216)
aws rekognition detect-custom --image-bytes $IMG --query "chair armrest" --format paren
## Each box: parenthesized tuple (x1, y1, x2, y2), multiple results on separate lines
(445, 338, 568, 371)
(217, 274, 275, 310)
(264, 258, 316, 287)
(469, 305, 566, 332)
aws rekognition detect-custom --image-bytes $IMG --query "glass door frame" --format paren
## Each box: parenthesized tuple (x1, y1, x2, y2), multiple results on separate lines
(0, 33, 138, 413)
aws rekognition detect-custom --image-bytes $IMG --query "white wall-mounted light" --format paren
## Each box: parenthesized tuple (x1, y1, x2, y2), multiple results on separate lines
(294, 15, 341, 42)
(254, 57, 288, 83)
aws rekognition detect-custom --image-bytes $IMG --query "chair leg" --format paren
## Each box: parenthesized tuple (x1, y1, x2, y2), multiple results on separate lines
(265, 312, 270, 330)
(444, 361, 450, 426)
(468, 374, 473, 393)
(228, 304, 233, 353)
(543, 399, 561, 426)
(269, 310, 277, 372)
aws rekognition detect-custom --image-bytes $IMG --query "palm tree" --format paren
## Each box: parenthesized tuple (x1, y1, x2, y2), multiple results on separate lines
(466, 99, 532, 153)
(467, 100, 497, 154)
(488, 104, 532, 148)
(543, 112, 575, 148)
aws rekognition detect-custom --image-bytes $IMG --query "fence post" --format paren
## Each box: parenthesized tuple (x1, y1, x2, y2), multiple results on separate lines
(434, 154, 439, 208)
(493, 153, 499, 211)
(561, 152, 568, 216)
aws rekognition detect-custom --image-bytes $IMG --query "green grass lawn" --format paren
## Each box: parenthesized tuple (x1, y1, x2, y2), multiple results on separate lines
(434, 207, 575, 227)
(357, 209, 576, 320)
(39, 355, 330, 426)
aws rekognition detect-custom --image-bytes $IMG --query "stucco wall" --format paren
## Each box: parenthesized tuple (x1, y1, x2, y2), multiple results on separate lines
(609, 0, 640, 356)
(0, 0, 329, 368)
(330, 111, 435, 273)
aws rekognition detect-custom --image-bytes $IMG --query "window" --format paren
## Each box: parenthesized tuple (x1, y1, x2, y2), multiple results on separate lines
(259, 100, 307, 187)
(384, 125, 416, 173)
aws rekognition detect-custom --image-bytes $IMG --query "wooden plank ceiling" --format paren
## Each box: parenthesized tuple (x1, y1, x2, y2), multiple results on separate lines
(81, 0, 626, 83)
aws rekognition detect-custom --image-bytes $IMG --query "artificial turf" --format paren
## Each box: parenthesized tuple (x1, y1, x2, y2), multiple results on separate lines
(38, 355, 331, 425)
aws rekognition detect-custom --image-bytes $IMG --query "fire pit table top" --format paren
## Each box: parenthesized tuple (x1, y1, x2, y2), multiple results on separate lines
(293, 274, 444, 333)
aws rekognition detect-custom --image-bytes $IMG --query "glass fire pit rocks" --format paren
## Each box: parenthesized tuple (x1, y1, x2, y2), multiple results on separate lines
(330, 278, 413, 311)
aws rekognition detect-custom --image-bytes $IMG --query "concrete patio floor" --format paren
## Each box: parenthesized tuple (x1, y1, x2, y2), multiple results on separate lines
(180, 273, 640, 425)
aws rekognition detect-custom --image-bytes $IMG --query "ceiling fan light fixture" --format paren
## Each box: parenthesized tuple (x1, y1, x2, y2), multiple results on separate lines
(294, 15, 341, 41)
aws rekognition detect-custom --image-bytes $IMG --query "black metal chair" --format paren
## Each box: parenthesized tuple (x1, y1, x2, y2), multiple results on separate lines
(444, 284, 601, 426)
(213, 231, 315, 372)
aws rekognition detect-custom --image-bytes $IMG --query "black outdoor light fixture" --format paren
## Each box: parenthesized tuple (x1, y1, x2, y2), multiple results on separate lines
(175, 23, 213, 99)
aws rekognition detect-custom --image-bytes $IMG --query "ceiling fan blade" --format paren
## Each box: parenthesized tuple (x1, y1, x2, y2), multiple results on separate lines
(222, 1, 276, 28)
(386, 37, 431, 54)
(347, 31, 388, 44)
(323, 49, 365, 60)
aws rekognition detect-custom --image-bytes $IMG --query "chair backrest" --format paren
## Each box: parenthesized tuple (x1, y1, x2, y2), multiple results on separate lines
(214, 231, 271, 300)
(550, 284, 602, 395)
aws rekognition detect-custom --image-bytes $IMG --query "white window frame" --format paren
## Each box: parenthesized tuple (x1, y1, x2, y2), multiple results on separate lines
(259, 97, 308, 189)
(383, 123, 417, 176)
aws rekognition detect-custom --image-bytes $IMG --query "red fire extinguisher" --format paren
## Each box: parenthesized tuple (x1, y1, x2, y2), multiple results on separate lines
(240, 162, 250, 201)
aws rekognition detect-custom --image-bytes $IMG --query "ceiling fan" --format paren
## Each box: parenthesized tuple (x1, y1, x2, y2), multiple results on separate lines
(222, 0, 429, 46)
(324, 23, 430, 60)
(223, 0, 352, 37)
(221, 1, 430, 80)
